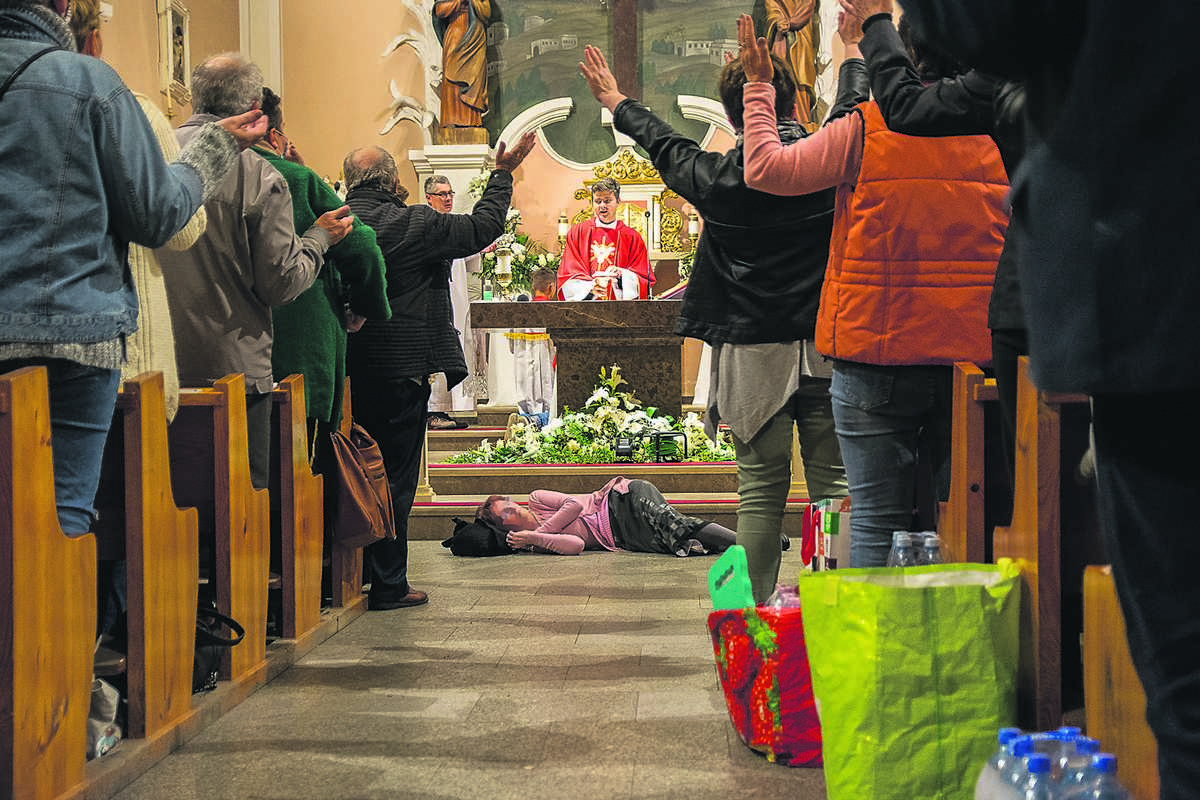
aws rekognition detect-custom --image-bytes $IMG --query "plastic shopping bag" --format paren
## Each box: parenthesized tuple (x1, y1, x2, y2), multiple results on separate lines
(796, 560, 1021, 800)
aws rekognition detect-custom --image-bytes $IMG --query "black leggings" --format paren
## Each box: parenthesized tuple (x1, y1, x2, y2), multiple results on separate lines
(607, 480, 736, 555)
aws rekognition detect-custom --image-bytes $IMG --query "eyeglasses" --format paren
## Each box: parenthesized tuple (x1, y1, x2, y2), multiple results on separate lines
(427, 191, 455, 199)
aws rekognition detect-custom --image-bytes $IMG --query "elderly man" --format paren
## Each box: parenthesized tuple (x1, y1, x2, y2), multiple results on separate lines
(342, 132, 535, 610)
(556, 177, 653, 300)
(158, 54, 352, 494)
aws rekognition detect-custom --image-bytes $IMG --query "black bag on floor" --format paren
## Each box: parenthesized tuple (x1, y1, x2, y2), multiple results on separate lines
(193, 602, 245, 693)
(442, 516, 517, 557)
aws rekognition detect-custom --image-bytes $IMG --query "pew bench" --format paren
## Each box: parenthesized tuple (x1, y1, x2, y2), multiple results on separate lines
(1, 366, 97, 800)
(269, 374, 324, 643)
(171, 375, 269, 691)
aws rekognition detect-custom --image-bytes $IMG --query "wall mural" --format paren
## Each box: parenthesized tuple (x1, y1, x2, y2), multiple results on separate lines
(384, 0, 836, 163)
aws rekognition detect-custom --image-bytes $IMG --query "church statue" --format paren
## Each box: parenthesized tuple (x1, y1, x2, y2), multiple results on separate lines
(433, 0, 491, 130)
(765, 0, 820, 129)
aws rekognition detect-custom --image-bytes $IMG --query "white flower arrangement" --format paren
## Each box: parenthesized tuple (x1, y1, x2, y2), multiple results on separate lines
(443, 366, 736, 465)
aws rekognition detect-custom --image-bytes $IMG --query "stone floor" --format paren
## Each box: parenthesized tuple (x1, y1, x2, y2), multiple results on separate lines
(110, 541, 827, 800)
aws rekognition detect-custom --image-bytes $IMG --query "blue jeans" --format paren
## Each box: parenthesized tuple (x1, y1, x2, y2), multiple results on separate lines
(830, 360, 952, 567)
(0, 357, 120, 534)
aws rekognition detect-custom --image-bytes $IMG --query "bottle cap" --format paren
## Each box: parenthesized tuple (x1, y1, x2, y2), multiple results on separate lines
(1026, 753, 1051, 774)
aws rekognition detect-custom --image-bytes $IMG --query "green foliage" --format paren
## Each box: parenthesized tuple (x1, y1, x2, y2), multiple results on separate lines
(442, 365, 735, 465)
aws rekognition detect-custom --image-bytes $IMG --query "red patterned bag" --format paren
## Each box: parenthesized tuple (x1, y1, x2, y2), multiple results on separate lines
(707, 606, 822, 767)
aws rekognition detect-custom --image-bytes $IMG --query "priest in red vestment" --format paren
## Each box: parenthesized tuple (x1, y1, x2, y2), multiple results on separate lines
(557, 177, 654, 300)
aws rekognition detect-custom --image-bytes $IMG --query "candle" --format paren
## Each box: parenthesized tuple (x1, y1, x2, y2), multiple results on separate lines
(557, 212, 569, 238)
(688, 212, 700, 237)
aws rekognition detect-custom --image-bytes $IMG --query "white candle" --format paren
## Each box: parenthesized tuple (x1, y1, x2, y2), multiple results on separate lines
(688, 212, 699, 237)
(557, 212, 569, 238)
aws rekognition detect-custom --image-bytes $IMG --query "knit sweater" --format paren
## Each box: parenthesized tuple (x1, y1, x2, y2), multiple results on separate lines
(255, 148, 390, 425)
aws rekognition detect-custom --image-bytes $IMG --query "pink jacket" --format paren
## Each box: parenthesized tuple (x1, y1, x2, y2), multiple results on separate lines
(522, 476, 631, 555)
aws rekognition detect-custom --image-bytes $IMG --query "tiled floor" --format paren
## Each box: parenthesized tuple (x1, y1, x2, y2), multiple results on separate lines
(111, 541, 827, 800)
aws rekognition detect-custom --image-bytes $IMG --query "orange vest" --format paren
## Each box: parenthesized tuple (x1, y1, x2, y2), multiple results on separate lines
(816, 102, 1009, 366)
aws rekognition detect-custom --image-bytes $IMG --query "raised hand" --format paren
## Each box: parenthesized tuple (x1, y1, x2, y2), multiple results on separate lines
(494, 130, 537, 173)
(579, 45, 626, 112)
(837, 9, 864, 47)
(218, 109, 269, 151)
(838, 0, 893, 21)
(736, 14, 774, 83)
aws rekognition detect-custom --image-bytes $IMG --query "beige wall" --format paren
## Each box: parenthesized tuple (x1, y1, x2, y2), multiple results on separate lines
(281, 0, 429, 194)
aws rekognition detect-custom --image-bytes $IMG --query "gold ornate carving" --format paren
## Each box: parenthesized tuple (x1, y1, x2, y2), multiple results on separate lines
(588, 149, 661, 185)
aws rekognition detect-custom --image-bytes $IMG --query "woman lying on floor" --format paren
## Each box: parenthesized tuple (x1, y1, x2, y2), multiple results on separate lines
(476, 477, 737, 556)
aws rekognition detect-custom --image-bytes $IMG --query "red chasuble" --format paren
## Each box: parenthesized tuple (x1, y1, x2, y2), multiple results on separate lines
(557, 218, 653, 299)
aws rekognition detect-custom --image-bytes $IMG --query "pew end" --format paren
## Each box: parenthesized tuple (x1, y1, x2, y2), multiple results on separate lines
(2, 366, 97, 799)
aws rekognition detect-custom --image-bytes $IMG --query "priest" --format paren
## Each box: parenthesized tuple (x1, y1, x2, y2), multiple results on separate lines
(557, 177, 653, 299)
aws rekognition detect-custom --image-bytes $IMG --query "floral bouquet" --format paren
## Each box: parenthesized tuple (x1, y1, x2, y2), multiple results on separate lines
(469, 176, 561, 295)
(443, 366, 736, 465)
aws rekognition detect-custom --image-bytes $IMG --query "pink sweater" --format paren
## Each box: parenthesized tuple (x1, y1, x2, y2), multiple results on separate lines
(520, 476, 630, 555)
(741, 82, 864, 195)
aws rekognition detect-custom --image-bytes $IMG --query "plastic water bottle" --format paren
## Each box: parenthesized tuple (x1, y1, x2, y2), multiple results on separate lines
(886, 531, 920, 567)
(1019, 753, 1057, 799)
(1057, 738, 1101, 795)
(482, 277, 494, 301)
(919, 532, 944, 565)
(1001, 736, 1037, 792)
(1065, 753, 1131, 800)
(975, 726, 1023, 800)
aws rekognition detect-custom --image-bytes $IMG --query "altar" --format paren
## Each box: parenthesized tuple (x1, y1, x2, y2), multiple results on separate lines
(470, 300, 684, 419)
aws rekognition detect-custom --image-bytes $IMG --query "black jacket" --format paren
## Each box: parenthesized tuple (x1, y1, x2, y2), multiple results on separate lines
(860, 15, 1026, 332)
(345, 170, 512, 386)
(611, 61, 869, 345)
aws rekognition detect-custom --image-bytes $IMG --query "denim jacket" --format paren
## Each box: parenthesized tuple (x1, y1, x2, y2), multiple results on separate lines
(0, 7, 211, 346)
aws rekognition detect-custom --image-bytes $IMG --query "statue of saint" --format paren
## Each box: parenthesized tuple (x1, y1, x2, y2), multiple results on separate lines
(433, 0, 491, 129)
(765, 0, 820, 128)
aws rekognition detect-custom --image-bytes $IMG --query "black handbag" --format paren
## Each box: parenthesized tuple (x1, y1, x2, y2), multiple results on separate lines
(193, 603, 245, 693)
(441, 516, 517, 557)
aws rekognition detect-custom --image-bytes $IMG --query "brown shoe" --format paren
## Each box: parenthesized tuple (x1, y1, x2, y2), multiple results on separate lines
(368, 589, 429, 611)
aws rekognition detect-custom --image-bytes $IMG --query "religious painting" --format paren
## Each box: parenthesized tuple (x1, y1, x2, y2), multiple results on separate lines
(160, 0, 191, 107)
(483, 1, 612, 161)
(483, 1, 833, 163)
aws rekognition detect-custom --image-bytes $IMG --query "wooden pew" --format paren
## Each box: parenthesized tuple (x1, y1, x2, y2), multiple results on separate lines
(938, 361, 997, 564)
(270, 375, 324, 641)
(1, 366, 96, 799)
(327, 377, 366, 610)
(1084, 565, 1159, 799)
(112, 372, 200, 741)
(171, 375, 269, 690)
(995, 356, 1089, 729)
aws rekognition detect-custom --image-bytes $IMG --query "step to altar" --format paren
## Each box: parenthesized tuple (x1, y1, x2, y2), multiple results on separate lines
(409, 492, 810, 541)
(427, 426, 509, 458)
(425, 460, 746, 496)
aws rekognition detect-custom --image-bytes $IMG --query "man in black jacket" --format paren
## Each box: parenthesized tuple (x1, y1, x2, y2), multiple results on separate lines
(579, 44, 867, 602)
(341, 133, 534, 610)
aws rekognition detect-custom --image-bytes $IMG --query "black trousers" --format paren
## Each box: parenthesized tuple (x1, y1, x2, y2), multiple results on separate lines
(348, 372, 429, 600)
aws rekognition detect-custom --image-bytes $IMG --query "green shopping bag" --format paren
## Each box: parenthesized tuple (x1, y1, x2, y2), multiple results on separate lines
(796, 560, 1021, 800)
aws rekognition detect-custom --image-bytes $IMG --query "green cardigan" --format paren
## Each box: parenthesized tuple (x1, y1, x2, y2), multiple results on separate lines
(257, 147, 390, 426)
